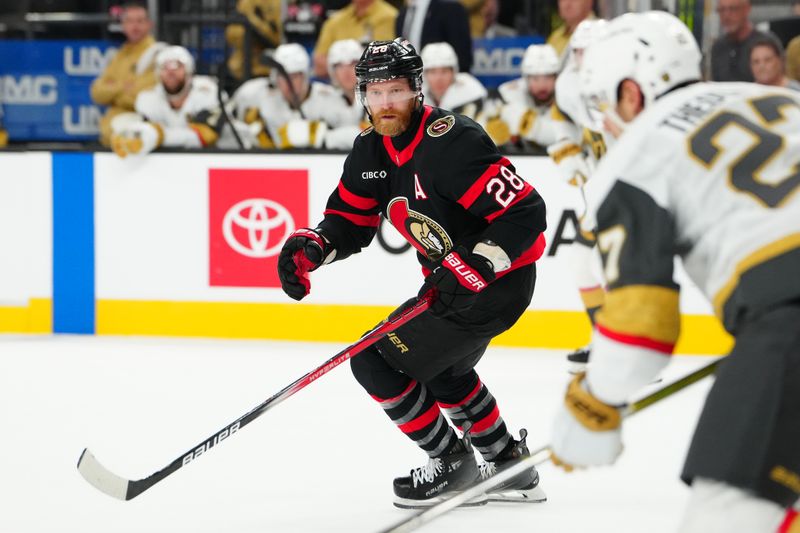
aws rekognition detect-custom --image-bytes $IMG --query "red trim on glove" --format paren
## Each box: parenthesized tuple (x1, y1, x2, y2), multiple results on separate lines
(441, 252, 490, 292)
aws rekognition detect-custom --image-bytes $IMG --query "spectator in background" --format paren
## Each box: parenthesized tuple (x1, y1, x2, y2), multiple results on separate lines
(397, 0, 473, 72)
(232, 43, 358, 149)
(486, 44, 562, 153)
(709, 0, 775, 81)
(0, 106, 7, 148)
(546, 0, 595, 58)
(459, 0, 485, 37)
(110, 46, 227, 157)
(90, 1, 163, 146)
(786, 0, 800, 81)
(325, 39, 372, 148)
(312, 0, 398, 78)
(750, 36, 800, 91)
(225, 0, 282, 81)
(420, 42, 486, 118)
(481, 0, 516, 38)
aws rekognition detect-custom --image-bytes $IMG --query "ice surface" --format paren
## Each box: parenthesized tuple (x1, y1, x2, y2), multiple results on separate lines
(0, 335, 713, 533)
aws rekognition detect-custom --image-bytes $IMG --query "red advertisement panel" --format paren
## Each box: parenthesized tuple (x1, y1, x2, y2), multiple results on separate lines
(209, 168, 308, 287)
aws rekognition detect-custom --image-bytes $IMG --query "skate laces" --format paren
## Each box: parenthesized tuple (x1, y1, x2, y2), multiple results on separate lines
(478, 461, 496, 480)
(411, 457, 444, 487)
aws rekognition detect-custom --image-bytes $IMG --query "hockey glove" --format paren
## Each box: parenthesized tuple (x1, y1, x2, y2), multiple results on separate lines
(550, 373, 623, 471)
(419, 246, 496, 318)
(277, 228, 332, 301)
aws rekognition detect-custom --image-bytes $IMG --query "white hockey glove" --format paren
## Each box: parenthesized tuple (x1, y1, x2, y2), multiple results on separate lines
(550, 372, 623, 471)
(547, 138, 592, 187)
(110, 121, 162, 158)
(277, 119, 328, 149)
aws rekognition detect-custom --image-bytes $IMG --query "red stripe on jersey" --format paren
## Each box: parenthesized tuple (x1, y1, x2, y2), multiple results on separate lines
(778, 508, 798, 533)
(495, 233, 547, 280)
(398, 403, 441, 434)
(470, 405, 500, 434)
(485, 182, 534, 222)
(371, 380, 418, 404)
(597, 324, 675, 354)
(456, 157, 512, 210)
(338, 181, 378, 210)
(437, 381, 482, 409)
(323, 209, 380, 227)
(382, 106, 433, 167)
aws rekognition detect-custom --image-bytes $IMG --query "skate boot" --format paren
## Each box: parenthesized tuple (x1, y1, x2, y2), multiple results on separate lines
(566, 346, 590, 374)
(478, 429, 547, 503)
(393, 434, 486, 509)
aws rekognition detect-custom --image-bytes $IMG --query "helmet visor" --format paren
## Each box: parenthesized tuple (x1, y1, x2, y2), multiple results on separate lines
(356, 79, 419, 110)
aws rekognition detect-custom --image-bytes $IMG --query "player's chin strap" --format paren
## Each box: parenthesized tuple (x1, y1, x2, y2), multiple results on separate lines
(378, 357, 723, 533)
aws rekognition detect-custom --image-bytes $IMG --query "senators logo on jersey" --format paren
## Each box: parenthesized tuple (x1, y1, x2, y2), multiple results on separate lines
(387, 197, 453, 261)
(426, 115, 455, 137)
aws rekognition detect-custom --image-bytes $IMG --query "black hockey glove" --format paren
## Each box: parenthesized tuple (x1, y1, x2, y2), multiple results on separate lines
(419, 246, 496, 318)
(277, 228, 331, 301)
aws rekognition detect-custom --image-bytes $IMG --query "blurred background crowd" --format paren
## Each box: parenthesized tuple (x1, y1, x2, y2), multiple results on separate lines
(0, 0, 797, 155)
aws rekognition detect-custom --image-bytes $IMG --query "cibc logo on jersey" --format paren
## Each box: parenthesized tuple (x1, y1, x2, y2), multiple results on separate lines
(209, 168, 309, 287)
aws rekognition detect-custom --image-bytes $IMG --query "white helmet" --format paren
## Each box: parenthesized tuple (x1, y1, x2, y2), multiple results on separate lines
(579, 11, 701, 128)
(327, 39, 363, 84)
(421, 42, 459, 73)
(521, 44, 560, 76)
(274, 43, 310, 75)
(156, 45, 195, 75)
(569, 18, 608, 52)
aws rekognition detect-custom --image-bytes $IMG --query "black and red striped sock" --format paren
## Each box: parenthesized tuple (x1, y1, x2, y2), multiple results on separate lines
(438, 378, 512, 462)
(372, 380, 457, 458)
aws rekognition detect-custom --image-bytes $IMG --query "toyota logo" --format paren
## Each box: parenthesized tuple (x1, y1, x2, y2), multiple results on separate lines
(222, 198, 295, 258)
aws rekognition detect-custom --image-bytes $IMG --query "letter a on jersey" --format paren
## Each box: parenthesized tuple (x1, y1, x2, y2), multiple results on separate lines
(414, 173, 428, 200)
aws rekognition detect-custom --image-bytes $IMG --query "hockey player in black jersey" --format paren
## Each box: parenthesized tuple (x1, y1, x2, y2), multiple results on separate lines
(277, 38, 548, 508)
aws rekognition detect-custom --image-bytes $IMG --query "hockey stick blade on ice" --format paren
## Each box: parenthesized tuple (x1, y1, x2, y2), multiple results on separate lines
(78, 294, 432, 501)
(379, 357, 722, 533)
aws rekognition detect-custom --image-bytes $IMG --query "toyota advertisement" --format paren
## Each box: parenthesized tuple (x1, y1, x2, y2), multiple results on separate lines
(209, 168, 309, 288)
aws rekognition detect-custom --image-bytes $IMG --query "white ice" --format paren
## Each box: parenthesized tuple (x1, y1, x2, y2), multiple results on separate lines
(0, 334, 714, 533)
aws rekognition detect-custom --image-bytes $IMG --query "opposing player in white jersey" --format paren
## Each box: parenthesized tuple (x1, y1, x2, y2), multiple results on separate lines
(486, 44, 565, 152)
(420, 42, 488, 120)
(324, 39, 371, 149)
(551, 11, 800, 533)
(540, 19, 611, 372)
(110, 45, 225, 157)
(230, 43, 354, 149)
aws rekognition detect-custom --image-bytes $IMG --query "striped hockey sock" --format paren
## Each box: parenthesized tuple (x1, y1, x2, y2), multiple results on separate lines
(439, 380, 512, 462)
(372, 380, 457, 458)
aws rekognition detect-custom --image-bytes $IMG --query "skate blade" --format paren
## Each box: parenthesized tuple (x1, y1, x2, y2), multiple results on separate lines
(393, 493, 488, 509)
(486, 485, 547, 504)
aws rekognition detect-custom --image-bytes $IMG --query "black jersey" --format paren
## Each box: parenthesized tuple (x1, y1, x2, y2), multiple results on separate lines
(317, 105, 547, 278)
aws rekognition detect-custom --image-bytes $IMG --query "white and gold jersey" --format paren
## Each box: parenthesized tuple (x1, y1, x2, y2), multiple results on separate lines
(422, 72, 487, 120)
(231, 78, 356, 148)
(584, 82, 800, 352)
(134, 75, 221, 147)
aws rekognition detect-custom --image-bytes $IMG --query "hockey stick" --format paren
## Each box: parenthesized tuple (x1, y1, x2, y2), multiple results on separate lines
(379, 356, 723, 533)
(77, 294, 433, 501)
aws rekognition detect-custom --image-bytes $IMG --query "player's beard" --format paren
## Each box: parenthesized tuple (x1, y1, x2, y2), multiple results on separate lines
(533, 91, 554, 107)
(372, 99, 415, 137)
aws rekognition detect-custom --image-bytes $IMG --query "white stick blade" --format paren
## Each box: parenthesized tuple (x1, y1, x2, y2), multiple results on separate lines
(77, 449, 131, 500)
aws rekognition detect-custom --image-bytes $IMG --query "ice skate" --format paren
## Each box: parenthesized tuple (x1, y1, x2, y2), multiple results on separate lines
(478, 429, 547, 503)
(393, 434, 487, 509)
(566, 346, 590, 374)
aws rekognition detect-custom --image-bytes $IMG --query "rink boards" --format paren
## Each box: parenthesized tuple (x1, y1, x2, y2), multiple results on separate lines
(0, 150, 731, 353)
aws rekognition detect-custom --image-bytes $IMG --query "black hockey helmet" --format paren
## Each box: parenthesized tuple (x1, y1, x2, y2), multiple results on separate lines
(355, 38, 424, 96)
